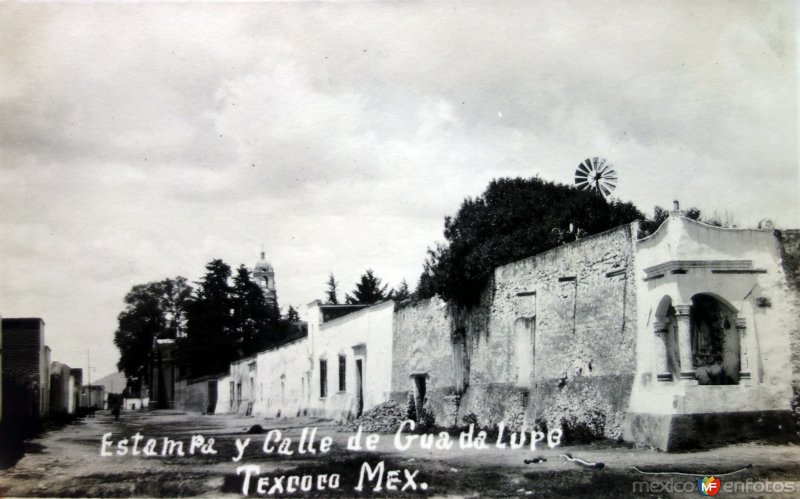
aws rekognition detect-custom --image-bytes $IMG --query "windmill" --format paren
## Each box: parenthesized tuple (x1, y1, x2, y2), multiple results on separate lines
(574, 157, 617, 197)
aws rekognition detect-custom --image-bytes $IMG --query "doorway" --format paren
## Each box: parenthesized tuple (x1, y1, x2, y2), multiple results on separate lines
(207, 380, 217, 415)
(355, 359, 364, 417)
(411, 374, 428, 422)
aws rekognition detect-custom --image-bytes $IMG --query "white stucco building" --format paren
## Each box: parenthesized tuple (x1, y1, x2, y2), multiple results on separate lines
(215, 300, 395, 423)
(625, 208, 799, 449)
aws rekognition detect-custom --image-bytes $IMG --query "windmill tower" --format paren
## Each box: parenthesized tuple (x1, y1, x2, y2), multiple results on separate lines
(574, 157, 617, 197)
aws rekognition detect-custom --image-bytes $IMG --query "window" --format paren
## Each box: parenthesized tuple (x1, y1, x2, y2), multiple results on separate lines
(338, 354, 346, 392)
(320, 359, 327, 397)
(229, 381, 235, 408)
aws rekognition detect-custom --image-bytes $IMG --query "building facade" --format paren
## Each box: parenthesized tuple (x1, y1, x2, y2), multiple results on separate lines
(49, 361, 78, 417)
(171, 213, 800, 450)
(390, 212, 800, 450)
(214, 301, 394, 423)
(1, 318, 50, 425)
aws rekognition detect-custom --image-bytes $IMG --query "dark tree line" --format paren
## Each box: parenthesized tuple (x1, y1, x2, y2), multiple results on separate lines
(114, 259, 298, 388)
(324, 270, 410, 305)
(178, 260, 290, 377)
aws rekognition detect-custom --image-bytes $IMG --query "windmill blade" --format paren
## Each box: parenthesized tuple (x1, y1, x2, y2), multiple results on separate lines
(595, 157, 607, 170)
(602, 172, 618, 181)
(577, 161, 592, 176)
(599, 183, 612, 197)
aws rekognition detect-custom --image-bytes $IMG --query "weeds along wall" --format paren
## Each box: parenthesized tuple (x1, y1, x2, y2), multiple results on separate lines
(390, 297, 459, 426)
(392, 223, 639, 439)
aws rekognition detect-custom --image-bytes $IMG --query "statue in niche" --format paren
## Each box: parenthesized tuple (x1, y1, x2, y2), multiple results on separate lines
(690, 294, 738, 385)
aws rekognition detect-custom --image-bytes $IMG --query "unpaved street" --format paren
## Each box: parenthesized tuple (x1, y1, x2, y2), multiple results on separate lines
(1, 410, 800, 498)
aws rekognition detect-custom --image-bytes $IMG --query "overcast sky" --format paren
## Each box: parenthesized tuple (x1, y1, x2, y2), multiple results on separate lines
(1, 1, 797, 378)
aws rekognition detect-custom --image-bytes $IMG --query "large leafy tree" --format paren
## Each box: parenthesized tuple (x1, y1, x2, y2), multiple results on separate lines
(416, 177, 644, 305)
(161, 276, 193, 338)
(346, 269, 391, 305)
(114, 277, 192, 394)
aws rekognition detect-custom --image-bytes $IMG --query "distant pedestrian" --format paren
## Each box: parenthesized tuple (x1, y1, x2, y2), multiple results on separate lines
(112, 404, 121, 421)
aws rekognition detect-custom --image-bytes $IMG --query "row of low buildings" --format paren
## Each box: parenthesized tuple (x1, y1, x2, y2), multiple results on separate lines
(1, 318, 103, 435)
(153, 207, 800, 450)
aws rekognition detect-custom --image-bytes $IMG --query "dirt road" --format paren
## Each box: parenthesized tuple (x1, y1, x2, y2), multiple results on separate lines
(1, 409, 799, 498)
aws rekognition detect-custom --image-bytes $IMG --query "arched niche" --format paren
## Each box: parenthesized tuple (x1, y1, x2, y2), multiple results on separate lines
(689, 293, 740, 385)
(653, 295, 679, 381)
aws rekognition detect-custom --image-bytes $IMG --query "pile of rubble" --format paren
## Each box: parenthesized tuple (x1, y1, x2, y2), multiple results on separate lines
(342, 401, 407, 433)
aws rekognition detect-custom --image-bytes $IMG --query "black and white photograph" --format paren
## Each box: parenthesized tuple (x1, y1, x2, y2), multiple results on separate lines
(0, 1, 798, 497)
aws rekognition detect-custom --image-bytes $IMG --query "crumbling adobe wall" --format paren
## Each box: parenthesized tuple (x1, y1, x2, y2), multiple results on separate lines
(459, 223, 639, 439)
(390, 298, 457, 425)
(777, 229, 800, 437)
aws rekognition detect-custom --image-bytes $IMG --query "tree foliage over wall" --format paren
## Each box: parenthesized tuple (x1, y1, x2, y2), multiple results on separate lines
(393, 279, 411, 301)
(415, 177, 644, 306)
(116, 258, 298, 382)
(345, 269, 391, 305)
(178, 259, 292, 378)
(324, 273, 340, 305)
(114, 277, 193, 394)
(179, 259, 236, 377)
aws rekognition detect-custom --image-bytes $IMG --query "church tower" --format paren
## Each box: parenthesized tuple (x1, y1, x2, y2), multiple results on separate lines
(253, 250, 277, 307)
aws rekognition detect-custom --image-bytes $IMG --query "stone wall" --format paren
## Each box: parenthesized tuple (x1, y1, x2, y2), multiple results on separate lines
(390, 298, 457, 425)
(461, 223, 638, 437)
(390, 224, 638, 438)
(778, 229, 800, 436)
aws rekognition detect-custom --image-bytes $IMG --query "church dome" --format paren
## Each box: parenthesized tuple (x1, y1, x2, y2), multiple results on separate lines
(255, 251, 273, 273)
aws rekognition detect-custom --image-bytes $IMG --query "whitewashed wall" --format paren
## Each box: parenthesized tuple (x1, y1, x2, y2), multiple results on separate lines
(306, 300, 395, 422)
